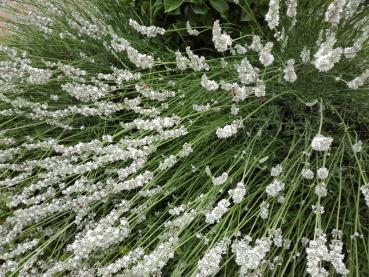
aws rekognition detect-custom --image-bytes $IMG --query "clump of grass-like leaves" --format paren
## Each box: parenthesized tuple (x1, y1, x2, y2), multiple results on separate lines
(0, 0, 369, 276)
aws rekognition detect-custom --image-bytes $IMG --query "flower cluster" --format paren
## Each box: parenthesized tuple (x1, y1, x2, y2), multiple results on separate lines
(347, 69, 369, 89)
(259, 42, 274, 67)
(311, 134, 333, 151)
(313, 34, 342, 72)
(283, 59, 297, 83)
(325, 0, 347, 26)
(197, 238, 229, 276)
(201, 74, 219, 91)
(128, 19, 165, 37)
(266, 179, 285, 197)
(216, 120, 243, 139)
(212, 20, 232, 52)
(265, 0, 280, 30)
(306, 231, 348, 277)
(232, 234, 273, 275)
(186, 21, 199, 36)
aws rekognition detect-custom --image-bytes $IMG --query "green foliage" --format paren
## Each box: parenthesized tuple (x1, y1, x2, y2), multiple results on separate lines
(132, 0, 270, 49)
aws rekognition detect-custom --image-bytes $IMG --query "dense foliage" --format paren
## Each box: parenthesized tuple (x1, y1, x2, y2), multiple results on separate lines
(0, 0, 369, 276)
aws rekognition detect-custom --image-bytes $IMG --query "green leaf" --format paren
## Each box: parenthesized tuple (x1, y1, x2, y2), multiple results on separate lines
(241, 11, 252, 22)
(164, 0, 184, 12)
(186, 0, 203, 3)
(209, 0, 229, 18)
(191, 5, 208, 15)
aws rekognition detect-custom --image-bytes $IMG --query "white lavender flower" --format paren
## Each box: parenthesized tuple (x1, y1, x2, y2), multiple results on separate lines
(186, 47, 210, 71)
(234, 44, 247, 54)
(175, 50, 190, 70)
(205, 199, 231, 224)
(306, 231, 349, 277)
(254, 80, 266, 97)
(286, 0, 298, 18)
(228, 182, 246, 203)
(266, 179, 285, 197)
(126, 46, 154, 69)
(329, 238, 349, 275)
(201, 74, 219, 91)
(236, 57, 259, 84)
(351, 140, 362, 153)
(97, 248, 144, 276)
(347, 69, 369, 90)
(313, 34, 342, 72)
(126, 237, 178, 276)
(231, 104, 240, 115)
(197, 238, 229, 277)
(306, 232, 330, 277)
(300, 47, 311, 63)
(212, 172, 228, 186)
(325, 0, 347, 26)
(158, 155, 178, 171)
(360, 183, 369, 207)
(212, 20, 232, 52)
(259, 42, 274, 66)
(301, 168, 314, 180)
(250, 35, 263, 52)
(193, 103, 211, 112)
(232, 234, 272, 275)
(317, 167, 329, 179)
(186, 21, 199, 36)
(271, 164, 282, 177)
(315, 183, 328, 197)
(260, 201, 270, 219)
(216, 120, 243, 139)
(311, 134, 333, 151)
(265, 0, 280, 30)
(128, 19, 165, 37)
(283, 59, 297, 83)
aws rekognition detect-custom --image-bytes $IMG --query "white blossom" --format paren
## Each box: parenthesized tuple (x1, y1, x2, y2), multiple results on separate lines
(175, 51, 190, 70)
(313, 34, 342, 72)
(315, 183, 328, 197)
(271, 164, 282, 177)
(259, 42, 274, 66)
(283, 59, 297, 83)
(197, 238, 229, 276)
(352, 140, 363, 153)
(235, 57, 259, 84)
(212, 172, 228, 186)
(286, 0, 298, 18)
(317, 167, 329, 179)
(347, 69, 369, 90)
(205, 199, 231, 224)
(128, 19, 165, 37)
(254, 80, 266, 97)
(325, 0, 347, 26)
(311, 134, 333, 151)
(306, 231, 348, 277)
(300, 47, 311, 63)
(266, 0, 280, 30)
(186, 47, 210, 71)
(186, 21, 199, 36)
(301, 168, 314, 180)
(250, 35, 263, 52)
(260, 201, 270, 219)
(126, 237, 178, 276)
(216, 120, 243, 139)
(266, 179, 285, 197)
(360, 183, 369, 207)
(232, 234, 272, 275)
(201, 74, 219, 91)
(228, 182, 246, 203)
(212, 20, 232, 52)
